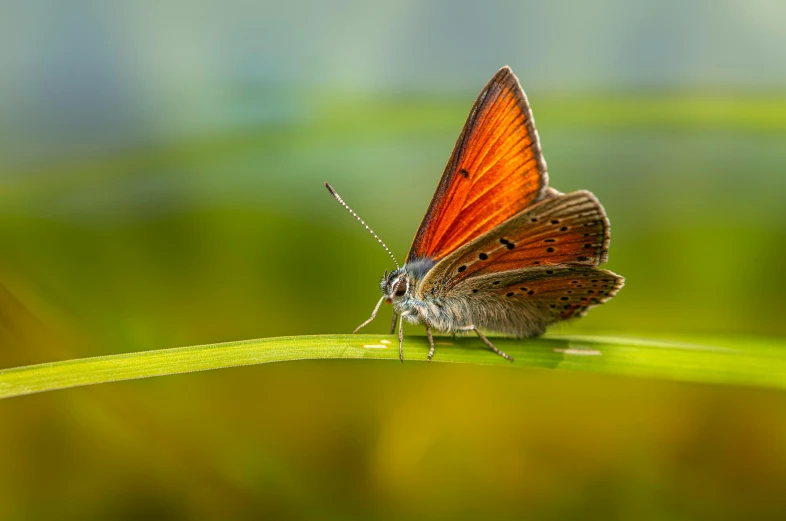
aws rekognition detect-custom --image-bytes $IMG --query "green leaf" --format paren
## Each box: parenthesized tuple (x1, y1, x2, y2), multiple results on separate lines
(1, 333, 785, 399)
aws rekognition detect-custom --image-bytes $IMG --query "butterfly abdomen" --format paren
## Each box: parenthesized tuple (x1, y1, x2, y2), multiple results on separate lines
(401, 288, 550, 337)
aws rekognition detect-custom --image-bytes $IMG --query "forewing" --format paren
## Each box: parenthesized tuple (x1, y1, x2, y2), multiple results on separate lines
(407, 66, 548, 262)
(417, 190, 610, 297)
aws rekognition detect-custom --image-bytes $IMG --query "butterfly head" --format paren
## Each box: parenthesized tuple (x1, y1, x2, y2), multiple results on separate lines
(380, 268, 410, 304)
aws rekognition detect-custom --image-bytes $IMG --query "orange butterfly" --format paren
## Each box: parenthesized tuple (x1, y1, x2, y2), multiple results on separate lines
(327, 66, 624, 362)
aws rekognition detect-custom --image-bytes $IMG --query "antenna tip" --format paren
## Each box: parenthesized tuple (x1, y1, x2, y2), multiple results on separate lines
(324, 182, 336, 195)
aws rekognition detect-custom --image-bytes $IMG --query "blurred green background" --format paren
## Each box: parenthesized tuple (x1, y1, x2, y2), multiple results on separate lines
(2, 0, 786, 519)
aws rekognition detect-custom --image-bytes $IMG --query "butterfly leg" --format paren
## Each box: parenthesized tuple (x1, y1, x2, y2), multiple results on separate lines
(390, 311, 398, 335)
(426, 325, 436, 362)
(353, 295, 385, 333)
(398, 313, 405, 363)
(459, 325, 514, 362)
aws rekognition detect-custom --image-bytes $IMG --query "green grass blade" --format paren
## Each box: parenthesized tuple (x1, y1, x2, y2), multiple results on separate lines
(2, 334, 786, 399)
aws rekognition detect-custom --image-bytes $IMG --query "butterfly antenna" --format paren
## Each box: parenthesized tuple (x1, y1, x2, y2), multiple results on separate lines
(324, 182, 400, 270)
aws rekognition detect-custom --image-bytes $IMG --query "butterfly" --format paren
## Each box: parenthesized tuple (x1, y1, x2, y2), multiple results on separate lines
(326, 66, 624, 362)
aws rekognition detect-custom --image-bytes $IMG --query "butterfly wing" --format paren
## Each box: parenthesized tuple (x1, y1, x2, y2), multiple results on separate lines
(407, 66, 548, 262)
(417, 190, 611, 298)
(439, 266, 624, 337)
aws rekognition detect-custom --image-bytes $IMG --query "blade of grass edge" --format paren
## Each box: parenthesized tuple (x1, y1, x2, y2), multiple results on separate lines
(1, 333, 785, 399)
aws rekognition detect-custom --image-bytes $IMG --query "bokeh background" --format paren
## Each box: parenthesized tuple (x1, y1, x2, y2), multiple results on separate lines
(2, 1, 786, 519)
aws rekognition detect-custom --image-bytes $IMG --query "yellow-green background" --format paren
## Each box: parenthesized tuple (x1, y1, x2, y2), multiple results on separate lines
(2, 1, 786, 519)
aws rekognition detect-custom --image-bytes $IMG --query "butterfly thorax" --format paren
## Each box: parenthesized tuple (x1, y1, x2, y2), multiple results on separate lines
(380, 257, 475, 332)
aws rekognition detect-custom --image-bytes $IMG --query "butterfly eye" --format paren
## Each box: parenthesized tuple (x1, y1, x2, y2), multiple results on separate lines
(390, 276, 407, 297)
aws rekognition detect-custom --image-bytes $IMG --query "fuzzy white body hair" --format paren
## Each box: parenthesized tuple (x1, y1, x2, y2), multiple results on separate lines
(393, 292, 547, 337)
